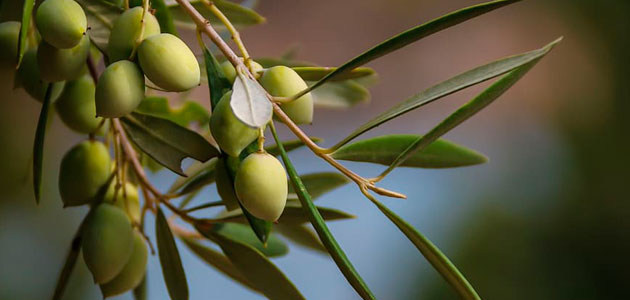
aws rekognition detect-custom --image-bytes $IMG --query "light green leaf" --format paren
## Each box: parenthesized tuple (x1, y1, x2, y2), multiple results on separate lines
(230, 73, 272, 128)
(135, 96, 210, 127)
(156, 208, 189, 300)
(333, 38, 561, 148)
(209, 223, 288, 257)
(169, 0, 265, 29)
(311, 80, 370, 109)
(275, 224, 326, 253)
(211, 203, 355, 225)
(76, 0, 122, 52)
(168, 158, 218, 194)
(293, 67, 375, 82)
(305, 0, 523, 94)
(33, 83, 57, 204)
(121, 112, 219, 176)
(152, 0, 178, 36)
(16, 0, 34, 68)
(332, 134, 487, 168)
(270, 123, 376, 300)
(288, 172, 349, 199)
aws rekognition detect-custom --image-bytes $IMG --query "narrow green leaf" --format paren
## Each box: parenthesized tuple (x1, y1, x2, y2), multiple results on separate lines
(230, 73, 272, 128)
(208, 223, 288, 257)
(169, 0, 265, 29)
(306, 0, 523, 93)
(270, 124, 376, 300)
(275, 224, 326, 254)
(265, 137, 322, 157)
(211, 204, 355, 225)
(121, 112, 219, 176)
(132, 273, 147, 300)
(151, 0, 178, 36)
(196, 224, 306, 300)
(293, 67, 375, 82)
(372, 199, 480, 300)
(156, 208, 189, 300)
(382, 40, 560, 176)
(334, 38, 561, 148)
(310, 80, 370, 109)
(168, 158, 218, 194)
(181, 238, 258, 292)
(332, 134, 487, 168)
(202, 43, 232, 109)
(76, 0, 122, 51)
(51, 229, 82, 300)
(136, 96, 210, 127)
(287, 172, 349, 199)
(33, 83, 55, 204)
(16, 0, 34, 68)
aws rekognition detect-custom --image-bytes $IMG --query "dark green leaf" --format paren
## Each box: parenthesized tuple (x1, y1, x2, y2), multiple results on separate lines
(132, 273, 147, 300)
(196, 224, 306, 300)
(381, 40, 560, 176)
(332, 134, 487, 168)
(293, 67, 375, 82)
(169, 0, 265, 29)
(311, 80, 370, 109)
(76, 0, 122, 51)
(135, 96, 210, 127)
(16, 0, 34, 68)
(168, 158, 217, 194)
(202, 42, 231, 109)
(156, 208, 189, 300)
(270, 124, 376, 300)
(33, 83, 55, 204)
(211, 203, 355, 225)
(305, 0, 523, 94)
(288, 172, 349, 199)
(181, 238, 258, 292)
(371, 199, 480, 300)
(333, 38, 562, 148)
(151, 0, 178, 36)
(207, 223, 288, 257)
(121, 112, 219, 176)
(51, 229, 82, 300)
(275, 224, 326, 254)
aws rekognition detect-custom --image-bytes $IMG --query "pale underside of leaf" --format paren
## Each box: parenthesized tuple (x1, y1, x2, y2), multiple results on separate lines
(230, 74, 272, 128)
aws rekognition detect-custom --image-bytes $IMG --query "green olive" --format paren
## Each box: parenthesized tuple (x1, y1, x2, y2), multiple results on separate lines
(37, 34, 90, 82)
(82, 203, 134, 284)
(137, 33, 200, 92)
(104, 182, 141, 225)
(35, 0, 87, 49)
(100, 230, 148, 297)
(107, 7, 160, 63)
(55, 75, 103, 134)
(210, 91, 259, 157)
(260, 66, 313, 124)
(220, 59, 263, 84)
(215, 157, 241, 211)
(95, 60, 145, 118)
(0, 21, 20, 68)
(58, 140, 111, 207)
(15, 48, 65, 102)
(234, 152, 288, 221)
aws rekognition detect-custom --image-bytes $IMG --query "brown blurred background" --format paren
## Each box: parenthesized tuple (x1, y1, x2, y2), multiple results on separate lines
(1, 0, 628, 299)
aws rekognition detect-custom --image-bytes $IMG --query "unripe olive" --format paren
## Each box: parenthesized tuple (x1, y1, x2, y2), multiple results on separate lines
(220, 59, 263, 83)
(15, 49, 65, 102)
(82, 204, 134, 284)
(100, 230, 148, 297)
(104, 182, 141, 225)
(55, 75, 103, 134)
(58, 140, 111, 207)
(215, 157, 240, 211)
(95, 60, 145, 118)
(234, 152, 288, 222)
(0, 21, 20, 68)
(37, 35, 90, 82)
(137, 33, 200, 92)
(107, 7, 160, 63)
(35, 0, 87, 49)
(261, 66, 313, 124)
(210, 92, 259, 157)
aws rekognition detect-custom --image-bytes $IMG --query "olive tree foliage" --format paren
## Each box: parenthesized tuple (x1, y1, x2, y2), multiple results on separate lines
(0, 0, 560, 299)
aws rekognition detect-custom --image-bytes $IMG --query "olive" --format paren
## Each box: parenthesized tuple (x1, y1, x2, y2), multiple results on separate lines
(55, 75, 103, 134)
(99, 231, 148, 297)
(15, 49, 65, 102)
(37, 34, 90, 82)
(209, 91, 260, 157)
(107, 7, 160, 62)
(35, 0, 87, 49)
(260, 66, 313, 124)
(0, 21, 20, 68)
(95, 60, 145, 118)
(58, 140, 111, 207)
(104, 182, 141, 225)
(220, 59, 263, 83)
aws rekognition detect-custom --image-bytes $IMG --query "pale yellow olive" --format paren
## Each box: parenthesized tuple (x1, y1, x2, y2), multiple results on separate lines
(37, 34, 90, 82)
(234, 152, 288, 222)
(15, 49, 65, 102)
(210, 91, 259, 157)
(95, 60, 145, 118)
(137, 33, 200, 92)
(260, 66, 313, 124)
(35, 0, 87, 49)
(107, 7, 160, 62)
(104, 182, 141, 225)
(220, 59, 263, 83)
(55, 75, 103, 134)
(58, 140, 111, 207)
(100, 231, 148, 298)
(215, 157, 241, 211)
(82, 203, 134, 284)
(0, 21, 20, 68)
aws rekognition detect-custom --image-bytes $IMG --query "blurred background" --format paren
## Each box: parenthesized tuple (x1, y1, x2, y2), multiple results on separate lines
(1, 0, 628, 299)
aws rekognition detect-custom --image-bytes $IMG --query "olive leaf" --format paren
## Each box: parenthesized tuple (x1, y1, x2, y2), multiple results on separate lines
(132, 274, 147, 300)
(270, 124, 377, 300)
(287, 172, 349, 200)
(169, 0, 265, 29)
(332, 134, 487, 168)
(76, 0, 122, 52)
(156, 208, 189, 300)
(265, 137, 322, 157)
(201, 42, 231, 109)
(292, 67, 375, 82)
(151, 0, 178, 36)
(230, 73, 272, 128)
(275, 224, 326, 253)
(121, 112, 219, 176)
(135, 96, 210, 127)
(195, 224, 306, 300)
(33, 83, 56, 204)
(16, 0, 34, 68)
(209, 204, 355, 225)
(208, 223, 288, 257)
(310, 80, 370, 109)
(168, 158, 218, 195)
